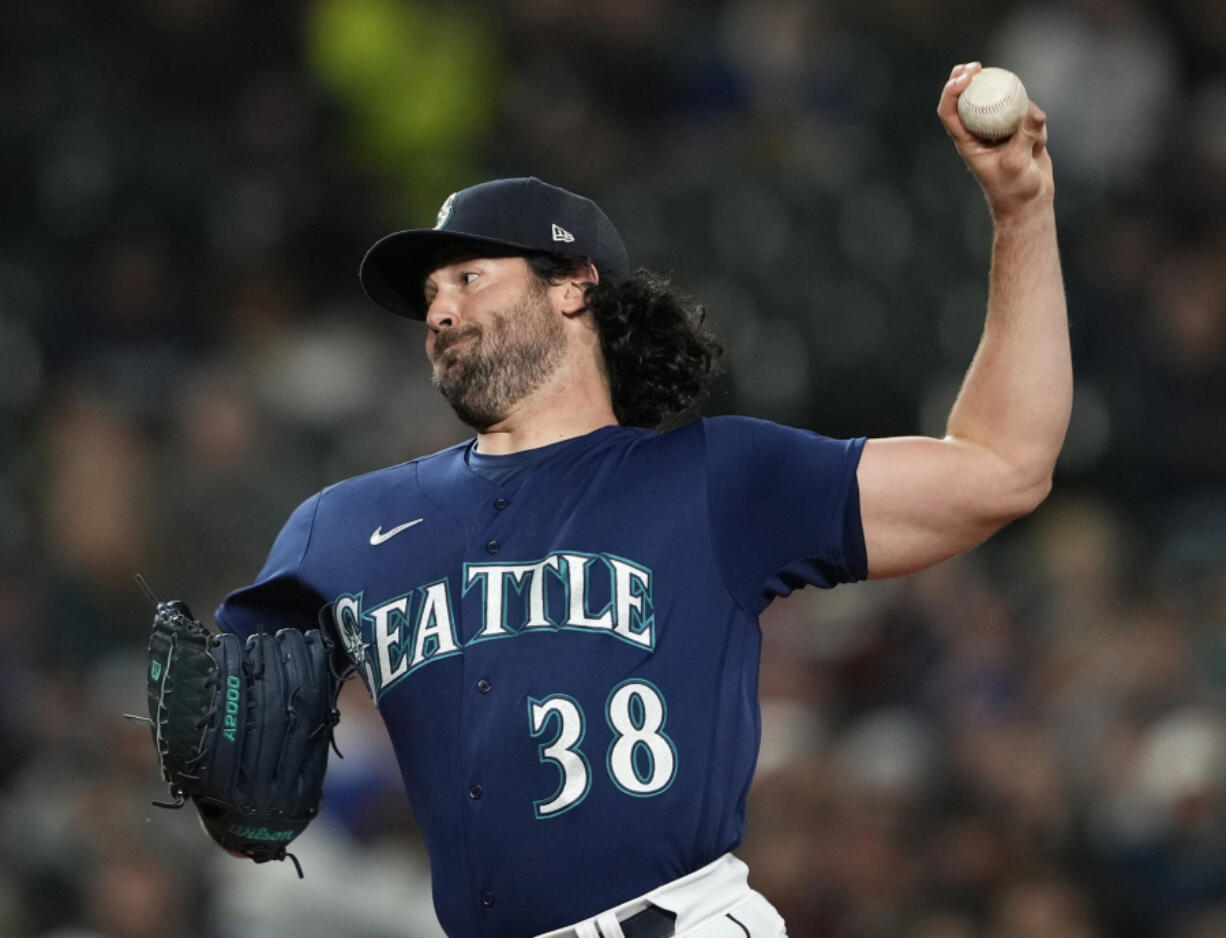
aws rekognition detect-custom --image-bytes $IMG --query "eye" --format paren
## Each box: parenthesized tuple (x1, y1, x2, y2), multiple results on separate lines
(461, 271, 480, 285)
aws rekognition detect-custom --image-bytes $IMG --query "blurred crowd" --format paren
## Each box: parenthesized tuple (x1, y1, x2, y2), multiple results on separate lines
(1, 0, 1224, 936)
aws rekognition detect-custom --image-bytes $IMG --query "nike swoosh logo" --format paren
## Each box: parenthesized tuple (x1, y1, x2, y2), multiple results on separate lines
(369, 518, 424, 545)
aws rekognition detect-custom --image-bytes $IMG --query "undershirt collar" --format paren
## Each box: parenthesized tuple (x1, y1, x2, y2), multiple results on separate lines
(465, 435, 582, 485)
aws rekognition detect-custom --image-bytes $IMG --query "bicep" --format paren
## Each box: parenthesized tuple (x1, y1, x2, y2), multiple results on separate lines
(856, 435, 1047, 579)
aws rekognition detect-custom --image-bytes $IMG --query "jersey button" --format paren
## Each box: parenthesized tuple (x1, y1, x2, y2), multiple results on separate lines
(487, 539, 500, 554)
(469, 784, 483, 800)
(477, 678, 492, 693)
(481, 890, 495, 908)
(494, 497, 509, 510)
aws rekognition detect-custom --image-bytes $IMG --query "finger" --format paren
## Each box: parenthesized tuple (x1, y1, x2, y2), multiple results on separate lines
(992, 101, 1043, 163)
(1026, 104, 1048, 155)
(946, 60, 979, 82)
(1033, 124, 1048, 157)
(1011, 102, 1047, 158)
(937, 61, 981, 111)
(1020, 102, 1047, 139)
(936, 62, 982, 139)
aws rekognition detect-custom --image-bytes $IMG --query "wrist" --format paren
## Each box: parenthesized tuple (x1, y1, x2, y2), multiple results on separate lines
(990, 196, 1056, 238)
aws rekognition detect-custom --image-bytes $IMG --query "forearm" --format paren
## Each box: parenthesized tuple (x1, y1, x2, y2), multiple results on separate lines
(946, 200, 1071, 506)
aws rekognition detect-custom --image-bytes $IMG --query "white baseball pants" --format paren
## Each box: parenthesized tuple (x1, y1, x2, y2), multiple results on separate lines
(535, 854, 787, 938)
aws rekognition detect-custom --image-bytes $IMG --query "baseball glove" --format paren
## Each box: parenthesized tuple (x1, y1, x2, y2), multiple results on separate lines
(132, 577, 342, 875)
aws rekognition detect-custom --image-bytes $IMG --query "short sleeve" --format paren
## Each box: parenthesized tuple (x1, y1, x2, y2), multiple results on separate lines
(214, 492, 326, 637)
(704, 416, 866, 613)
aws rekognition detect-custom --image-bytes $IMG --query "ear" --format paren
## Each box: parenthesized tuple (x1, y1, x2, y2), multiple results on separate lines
(555, 262, 600, 317)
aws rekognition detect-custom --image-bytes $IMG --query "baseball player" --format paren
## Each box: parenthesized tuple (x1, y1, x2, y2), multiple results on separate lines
(213, 63, 1069, 937)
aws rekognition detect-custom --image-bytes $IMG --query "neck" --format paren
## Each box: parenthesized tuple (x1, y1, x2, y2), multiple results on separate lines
(474, 355, 617, 456)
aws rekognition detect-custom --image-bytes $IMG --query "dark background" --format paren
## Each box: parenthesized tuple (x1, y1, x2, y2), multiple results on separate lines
(2, 1, 1225, 936)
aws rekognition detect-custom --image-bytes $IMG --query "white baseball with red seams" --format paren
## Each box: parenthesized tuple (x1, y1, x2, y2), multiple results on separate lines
(957, 67, 1029, 140)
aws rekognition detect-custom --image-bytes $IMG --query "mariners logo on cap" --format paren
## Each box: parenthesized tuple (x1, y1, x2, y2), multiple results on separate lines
(434, 192, 458, 230)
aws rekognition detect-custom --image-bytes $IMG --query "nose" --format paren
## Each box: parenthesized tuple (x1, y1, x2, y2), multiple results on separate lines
(425, 289, 458, 332)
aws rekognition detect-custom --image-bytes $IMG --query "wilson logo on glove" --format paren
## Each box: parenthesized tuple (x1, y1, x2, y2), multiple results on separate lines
(227, 825, 299, 842)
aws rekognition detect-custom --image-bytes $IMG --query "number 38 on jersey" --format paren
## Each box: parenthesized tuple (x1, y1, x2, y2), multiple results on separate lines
(528, 680, 676, 818)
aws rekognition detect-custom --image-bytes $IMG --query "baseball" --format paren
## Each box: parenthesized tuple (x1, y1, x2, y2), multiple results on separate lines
(957, 66, 1029, 140)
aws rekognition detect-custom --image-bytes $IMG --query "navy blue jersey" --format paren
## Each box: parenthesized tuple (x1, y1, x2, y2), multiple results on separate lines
(216, 416, 866, 938)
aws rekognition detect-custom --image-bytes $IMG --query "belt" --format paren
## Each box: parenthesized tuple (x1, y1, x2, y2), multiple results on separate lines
(617, 906, 676, 938)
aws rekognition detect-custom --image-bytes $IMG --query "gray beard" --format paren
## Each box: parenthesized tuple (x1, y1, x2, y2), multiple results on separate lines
(431, 290, 566, 431)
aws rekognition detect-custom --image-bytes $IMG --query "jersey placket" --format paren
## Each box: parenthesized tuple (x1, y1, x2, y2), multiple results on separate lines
(460, 489, 516, 926)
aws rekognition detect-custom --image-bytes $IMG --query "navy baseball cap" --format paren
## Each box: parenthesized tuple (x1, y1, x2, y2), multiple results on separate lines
(359, 177, 630, 319)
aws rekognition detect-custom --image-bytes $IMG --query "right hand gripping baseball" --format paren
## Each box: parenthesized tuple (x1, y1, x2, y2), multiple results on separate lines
(937, 61, 1053, 221)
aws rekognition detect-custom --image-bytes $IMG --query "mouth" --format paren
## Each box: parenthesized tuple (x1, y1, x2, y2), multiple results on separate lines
(432, 327, 480, 364)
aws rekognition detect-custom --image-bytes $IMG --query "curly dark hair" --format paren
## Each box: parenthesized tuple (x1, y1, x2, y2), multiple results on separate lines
(527, 253, 723, 429)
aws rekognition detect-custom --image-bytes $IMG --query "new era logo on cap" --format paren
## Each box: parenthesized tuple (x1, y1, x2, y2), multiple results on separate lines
(551, 224, 575, 243)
